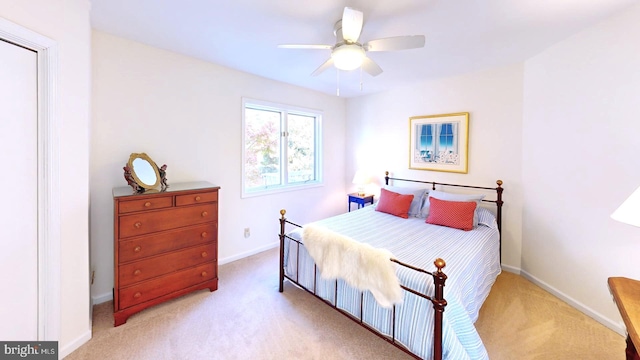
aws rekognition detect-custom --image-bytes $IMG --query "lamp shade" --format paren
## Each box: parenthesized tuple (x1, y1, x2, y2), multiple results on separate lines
(352, 170, 368, 185)
(332, 44, 365, 71)
(611, 185, 640, 227)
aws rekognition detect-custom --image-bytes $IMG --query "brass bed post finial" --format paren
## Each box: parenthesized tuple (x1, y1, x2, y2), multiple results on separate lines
(432, 258, 448, 360)
(280, 209, 286, 219)
(385, 171, 390, 185)
(496, 180, 504, 206)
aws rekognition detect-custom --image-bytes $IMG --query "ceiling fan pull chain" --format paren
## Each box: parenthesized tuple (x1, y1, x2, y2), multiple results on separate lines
(336, 69, 340, 96)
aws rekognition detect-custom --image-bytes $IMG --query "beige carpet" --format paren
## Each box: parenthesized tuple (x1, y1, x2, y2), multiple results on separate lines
(66, 248, 624, 359)
(475, 271, 624, 359)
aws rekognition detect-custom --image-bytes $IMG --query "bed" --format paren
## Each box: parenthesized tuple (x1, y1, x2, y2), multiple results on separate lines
(278, 173, 504, 360)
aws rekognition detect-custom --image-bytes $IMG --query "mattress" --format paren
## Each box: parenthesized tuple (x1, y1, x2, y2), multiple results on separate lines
(283, 205, 501, 360)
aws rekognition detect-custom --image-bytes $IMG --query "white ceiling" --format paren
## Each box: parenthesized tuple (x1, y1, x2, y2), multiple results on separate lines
(90, 0, 636, 98)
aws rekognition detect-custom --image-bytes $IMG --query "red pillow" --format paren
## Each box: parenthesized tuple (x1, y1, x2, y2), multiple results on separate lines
(375, 188, 414, 219)
(425, 197, 477, 231)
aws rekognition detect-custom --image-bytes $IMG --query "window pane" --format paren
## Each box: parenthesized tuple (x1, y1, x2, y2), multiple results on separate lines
(287, 114, 316, 184)
(244, 108, 281, 190)
(418, 124, 435, 162)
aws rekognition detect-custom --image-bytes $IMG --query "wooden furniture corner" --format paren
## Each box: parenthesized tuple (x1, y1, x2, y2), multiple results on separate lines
(608, 277, 640, 360)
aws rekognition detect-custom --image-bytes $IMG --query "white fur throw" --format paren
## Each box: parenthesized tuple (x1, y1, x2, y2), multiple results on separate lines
(302, 224, 403, 308)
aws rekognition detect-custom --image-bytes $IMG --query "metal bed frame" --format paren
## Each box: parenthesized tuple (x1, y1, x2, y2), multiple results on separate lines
(278, 173, 504, 359)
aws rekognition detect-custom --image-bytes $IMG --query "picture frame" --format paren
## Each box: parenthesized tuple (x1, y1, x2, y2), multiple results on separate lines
(409, 112, 469, 173)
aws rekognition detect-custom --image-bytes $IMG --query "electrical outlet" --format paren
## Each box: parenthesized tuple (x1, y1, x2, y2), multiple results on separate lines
(244, 227, 250, 238)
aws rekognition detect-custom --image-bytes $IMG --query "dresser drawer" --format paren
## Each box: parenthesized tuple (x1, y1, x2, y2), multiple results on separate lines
(119, 203, 217, 238)
(119, 243, 215, 287)
(118, 224, 215, 263)
(119, 262, 215, 309)
(176, 191, 218, 206)
(118, 196, 173, 214)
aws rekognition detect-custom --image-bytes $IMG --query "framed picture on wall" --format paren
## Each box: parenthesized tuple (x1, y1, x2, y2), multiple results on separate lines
(409, 112, 469, 173)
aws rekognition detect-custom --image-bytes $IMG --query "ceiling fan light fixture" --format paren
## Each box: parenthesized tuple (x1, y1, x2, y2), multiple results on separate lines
(331, 44, 365, 71)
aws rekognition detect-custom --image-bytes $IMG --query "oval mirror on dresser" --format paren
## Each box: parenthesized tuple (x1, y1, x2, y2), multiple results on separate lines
(128, 153, 161, 189)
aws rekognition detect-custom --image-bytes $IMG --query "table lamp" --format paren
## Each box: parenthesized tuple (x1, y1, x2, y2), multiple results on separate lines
(608, 185, 640, 360)
(611, 185, 640, 227)
(352, 170, 369, 196)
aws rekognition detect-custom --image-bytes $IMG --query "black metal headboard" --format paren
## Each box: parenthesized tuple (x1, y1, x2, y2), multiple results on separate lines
(384, 171, 504, 262)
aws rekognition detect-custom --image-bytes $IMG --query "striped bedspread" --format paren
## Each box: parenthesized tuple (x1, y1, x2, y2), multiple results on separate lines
(283, 206, 501, 360)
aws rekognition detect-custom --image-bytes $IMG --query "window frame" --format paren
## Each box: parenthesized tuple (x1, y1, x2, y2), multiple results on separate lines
(241, 98, 323, 198)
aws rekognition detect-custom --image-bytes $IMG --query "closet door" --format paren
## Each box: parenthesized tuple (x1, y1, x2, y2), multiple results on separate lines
(0, 38, 38, 340)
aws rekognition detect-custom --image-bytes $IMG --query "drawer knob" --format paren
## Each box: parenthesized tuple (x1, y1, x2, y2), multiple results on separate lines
(134, 246, 141, 252)
(195, 196, 201, 201)
(201, 251, 208, 258)
(201, 271, 207, 277)
(144, 202, 151, 207)
(134, 222, 142, 228)
(134, 269, 141, 276)
(134, 292, 141, 298)
(201, 211, 208, 217)
(201, 232, 207, 238)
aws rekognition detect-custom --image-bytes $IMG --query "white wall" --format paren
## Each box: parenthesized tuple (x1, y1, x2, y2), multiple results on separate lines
(345, 4, 640, 336)
(0, 0, 92, 356)
(90, 31, 347, 302)
(345, 64, 525, 270)
(521, 4, 640, 333)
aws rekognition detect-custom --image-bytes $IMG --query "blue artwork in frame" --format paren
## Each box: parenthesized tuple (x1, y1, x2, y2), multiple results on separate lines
(409, 113, 469, 173)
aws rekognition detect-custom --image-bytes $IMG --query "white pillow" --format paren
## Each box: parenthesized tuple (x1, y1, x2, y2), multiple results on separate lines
(383, 186, 428, 217)
(421, 190, 486, 226)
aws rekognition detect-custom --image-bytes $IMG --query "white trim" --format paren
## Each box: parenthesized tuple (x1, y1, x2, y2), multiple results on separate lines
(500, 263, 520, 274)
(0, 17, 60, 342)
(520, 269, 625, 337)
(58, 330, 91, 359)
(92, 292, 114, 306)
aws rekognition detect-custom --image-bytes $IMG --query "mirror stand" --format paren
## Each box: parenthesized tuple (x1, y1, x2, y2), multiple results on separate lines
(123, 165, 144, 193)
(158, 164, 169, 190)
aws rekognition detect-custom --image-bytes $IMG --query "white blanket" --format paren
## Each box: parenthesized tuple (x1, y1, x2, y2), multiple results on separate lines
(302, 223, 402, 308)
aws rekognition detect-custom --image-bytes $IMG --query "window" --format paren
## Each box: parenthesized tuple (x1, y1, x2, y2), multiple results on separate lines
(242, 98, 322, 197)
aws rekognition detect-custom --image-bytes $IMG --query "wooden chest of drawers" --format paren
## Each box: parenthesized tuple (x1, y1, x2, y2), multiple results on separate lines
(113, 181, 220, 326)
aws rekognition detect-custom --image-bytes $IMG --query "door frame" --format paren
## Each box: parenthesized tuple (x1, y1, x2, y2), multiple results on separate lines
(0, 17, 60, 341)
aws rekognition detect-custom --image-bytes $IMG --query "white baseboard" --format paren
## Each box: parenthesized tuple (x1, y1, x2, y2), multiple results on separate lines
(519, 269, 625, 337)
(90, 242, 280, 306)
(218, 241, 279, 265)
(59, 329, 91, 359)
(92, 291, 113, 305)
(500, 263, 520, 274)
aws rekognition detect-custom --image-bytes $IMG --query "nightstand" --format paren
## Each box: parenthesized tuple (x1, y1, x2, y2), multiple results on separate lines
(608, 277, 640, 360)
(348, 193, 374, 212)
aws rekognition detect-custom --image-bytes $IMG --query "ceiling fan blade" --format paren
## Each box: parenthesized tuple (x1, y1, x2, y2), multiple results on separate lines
(361, 57, 383, 77)
(364, 35, 425, 52)
(341, 7, 363, 43)
(311, 58, 335, 76)
(278, 44, 332, 50)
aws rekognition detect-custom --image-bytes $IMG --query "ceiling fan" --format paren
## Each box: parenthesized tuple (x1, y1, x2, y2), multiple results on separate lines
(278, 7, 425, 77)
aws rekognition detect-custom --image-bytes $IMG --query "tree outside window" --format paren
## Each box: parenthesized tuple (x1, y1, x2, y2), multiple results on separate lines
(242, 99, 322, 196)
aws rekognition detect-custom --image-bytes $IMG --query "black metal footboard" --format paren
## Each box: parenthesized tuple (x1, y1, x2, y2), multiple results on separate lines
(278, 209, 447, 360)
